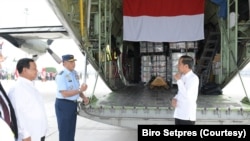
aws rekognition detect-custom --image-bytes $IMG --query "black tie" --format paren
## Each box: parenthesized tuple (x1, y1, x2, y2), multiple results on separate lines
(0, 95, 11, 126)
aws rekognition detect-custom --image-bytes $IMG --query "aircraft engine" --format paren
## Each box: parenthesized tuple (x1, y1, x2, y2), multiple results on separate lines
(0, 34, 62, 64)
(21, 39, 47, 55)
(20, 39, 62, 64)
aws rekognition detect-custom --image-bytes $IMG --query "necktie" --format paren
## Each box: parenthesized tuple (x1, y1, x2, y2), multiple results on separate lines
(0, 95, 11, 126)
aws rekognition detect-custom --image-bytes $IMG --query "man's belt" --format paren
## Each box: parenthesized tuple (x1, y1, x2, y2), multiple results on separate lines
(56, 98, 77, 103)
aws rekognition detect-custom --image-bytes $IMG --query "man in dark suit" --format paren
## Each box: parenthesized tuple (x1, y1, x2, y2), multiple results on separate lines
(0, 82, 18, 139)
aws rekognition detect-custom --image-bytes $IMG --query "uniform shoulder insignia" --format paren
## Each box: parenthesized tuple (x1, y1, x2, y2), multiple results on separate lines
(59, 71, 64, 75)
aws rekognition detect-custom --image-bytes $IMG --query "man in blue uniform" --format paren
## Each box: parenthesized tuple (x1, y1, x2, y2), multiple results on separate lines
(55, 54, 89, 141)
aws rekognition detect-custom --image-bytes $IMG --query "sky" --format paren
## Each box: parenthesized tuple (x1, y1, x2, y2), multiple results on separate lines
(0, 0, 91, 73)
(0, 0, 61, 27)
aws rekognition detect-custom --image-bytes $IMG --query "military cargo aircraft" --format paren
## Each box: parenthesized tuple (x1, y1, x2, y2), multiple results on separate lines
(0, 0, 250, 129)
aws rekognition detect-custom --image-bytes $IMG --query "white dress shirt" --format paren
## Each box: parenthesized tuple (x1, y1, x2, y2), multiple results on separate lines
(173, 70, 199, 121)
(8, 77, 48, 141)
(0, 118, 15, 141)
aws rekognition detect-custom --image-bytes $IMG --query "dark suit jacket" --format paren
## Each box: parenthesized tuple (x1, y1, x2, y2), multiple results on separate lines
(0, 82, 18, 139)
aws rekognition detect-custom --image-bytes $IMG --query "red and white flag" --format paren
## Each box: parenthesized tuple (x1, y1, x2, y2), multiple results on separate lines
(123, 0, 205, 42)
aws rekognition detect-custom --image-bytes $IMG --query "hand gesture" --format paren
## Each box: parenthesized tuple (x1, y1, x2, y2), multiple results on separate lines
(79, 83, 88, 92)
(80, 93, 89, 105)
(171, 98, 177, 108)
(174, 73, 181, 81)
(83, 96, 89, 105)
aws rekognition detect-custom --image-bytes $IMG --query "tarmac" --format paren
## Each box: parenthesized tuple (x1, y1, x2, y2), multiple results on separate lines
(3, 74, 248, 141)
(1, 79, 137, 141)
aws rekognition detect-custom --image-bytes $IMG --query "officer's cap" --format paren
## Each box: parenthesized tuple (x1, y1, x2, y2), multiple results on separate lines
(62, 54, 77, 62)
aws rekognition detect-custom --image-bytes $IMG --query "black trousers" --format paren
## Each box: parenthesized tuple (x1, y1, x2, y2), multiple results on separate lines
(41, 136, 45, 141)
(175, 118, 195, 125)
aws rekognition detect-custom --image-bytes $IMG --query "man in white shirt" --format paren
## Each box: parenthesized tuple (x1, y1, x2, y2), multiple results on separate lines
(8, 58, 48, 141)
(0, 118, 15, 141)
(171, 55, 199, 125)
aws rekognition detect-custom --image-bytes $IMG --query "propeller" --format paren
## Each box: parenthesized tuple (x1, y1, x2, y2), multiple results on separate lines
(46, 39, 62, 64)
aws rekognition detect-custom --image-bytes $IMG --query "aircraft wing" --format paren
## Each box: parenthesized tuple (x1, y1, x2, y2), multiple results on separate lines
(0, 26, 68, 63)
(0, 26, 67, 39)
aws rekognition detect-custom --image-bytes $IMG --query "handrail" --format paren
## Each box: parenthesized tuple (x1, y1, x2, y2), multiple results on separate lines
(218, 0, 250, 101)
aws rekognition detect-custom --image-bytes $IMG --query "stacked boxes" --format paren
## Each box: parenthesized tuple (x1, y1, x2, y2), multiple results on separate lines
(140, 41, 197, 84)
(140, 42, 147, 53)
(169, 41, 198, 49)
(141, 55, 152, 82)
(155, 42, 165, 52)
(147, 42, 154, 52)
(169, 41, 197, 85)
(152, 55, 166, 80)
(140, 42, 164, 53)
(140, 42, 167, 83)
(166, 56, 172, 83)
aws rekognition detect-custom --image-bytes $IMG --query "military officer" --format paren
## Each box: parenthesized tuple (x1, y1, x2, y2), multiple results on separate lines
(55, 54, 89, 141)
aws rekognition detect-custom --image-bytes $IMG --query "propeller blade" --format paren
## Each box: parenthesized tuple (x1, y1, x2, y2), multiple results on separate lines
(47, 48, 62, 64)
(47, 39, 54, 46)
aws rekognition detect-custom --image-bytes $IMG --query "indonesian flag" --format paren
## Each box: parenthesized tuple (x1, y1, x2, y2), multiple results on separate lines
(123, 0, 205, 42)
